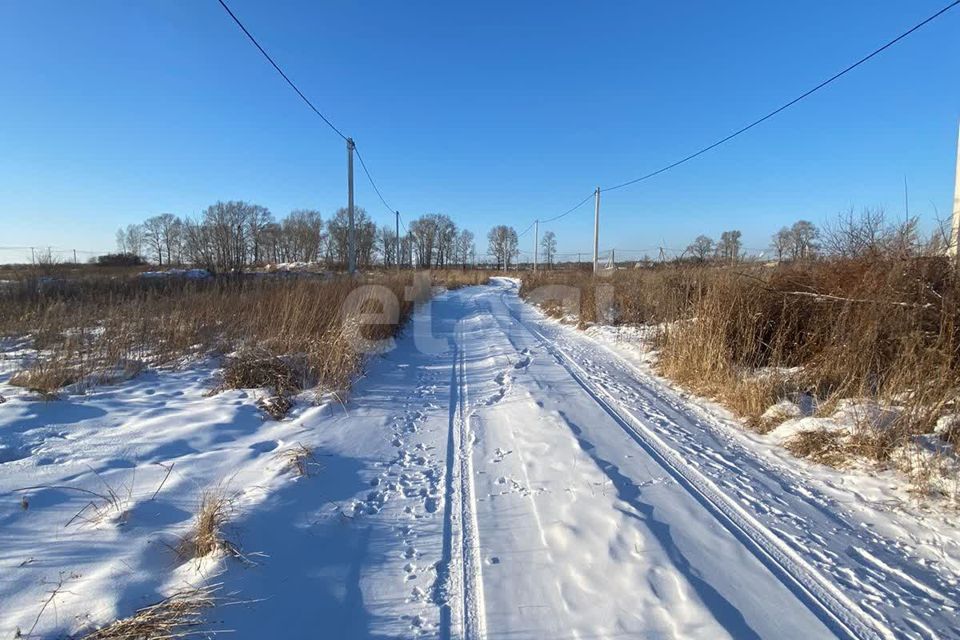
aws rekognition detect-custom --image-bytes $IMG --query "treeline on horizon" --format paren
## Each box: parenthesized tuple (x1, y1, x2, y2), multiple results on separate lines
(106, 202, 955, 273)
(113, 202, 479, 273)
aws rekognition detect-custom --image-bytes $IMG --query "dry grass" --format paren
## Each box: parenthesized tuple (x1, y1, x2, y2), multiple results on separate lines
(784, 429, 850, 468)
(78, 584, 217, 640)
(9, 358, 77, 397)
(275, 443, 319, 477)
(431, 269, 492, 290)
(177, 488, 239, 560)
(522, 256, 960, 492)
(222, 350, 306, 395)
(222, 350, 307, 419)
(17, 471, 133, 529)
(0, 272, 427, 398)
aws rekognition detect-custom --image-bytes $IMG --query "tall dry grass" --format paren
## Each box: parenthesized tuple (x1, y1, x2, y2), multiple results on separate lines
(0, 271, 445, 396)
(522, 257, 960, 484)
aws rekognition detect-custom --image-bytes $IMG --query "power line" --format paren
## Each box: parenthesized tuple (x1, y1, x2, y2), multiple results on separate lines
(215, 0, 347, 141)
(601, 0, 960, 192)
(519, 190, 596, 239)
(540, 191, 596, 224)
(215, 0, 404, 227)
(354, 145, 394, 214)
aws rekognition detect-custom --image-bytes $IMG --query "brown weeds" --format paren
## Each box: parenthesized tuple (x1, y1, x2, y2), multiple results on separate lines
(521, 256, 960, 491)
(275, 443, 319, 477)
(784, 429, 850, 468)
(177, 488, 239, 560)
(78, 584, 218, 640)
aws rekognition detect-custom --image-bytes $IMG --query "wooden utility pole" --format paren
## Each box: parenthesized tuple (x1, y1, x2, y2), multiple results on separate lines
(347, 137, 356, 274)
(395, 211, 401, 274)
(533, 220, 539, 272)
(951, 123, 960, 258)
(592, 187, 600, 274)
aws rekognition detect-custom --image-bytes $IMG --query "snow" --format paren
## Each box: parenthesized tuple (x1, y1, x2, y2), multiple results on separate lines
(138, 268, 211, 280)
(2, 277, 959, 638)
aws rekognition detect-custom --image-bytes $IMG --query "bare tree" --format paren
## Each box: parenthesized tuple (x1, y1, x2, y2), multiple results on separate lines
(409, 215, 438, 268)
(283, 209, 324, 262)
(540, 230, 557, 267)
(790, 220, 819, 260)
(141, 216, 166, 265)
(716, 230, 742, 262)
(771, 227, 791, 262)
(433, 215, 458, 268)
(115, 224, 144, 258)
(245, 205, 274, 265)
(487, 225, 518, 270)
(456, 229, 475, 269)
(687, 235, 714, 262)
(328, 207, 373, 267)
(822, 207, 920, 259)
(378, 225, 399, 267)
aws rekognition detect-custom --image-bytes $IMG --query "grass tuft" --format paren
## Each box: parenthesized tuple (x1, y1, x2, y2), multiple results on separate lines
(784, 429, 850, 468)
(177, 488, 239, 560)
(275, 443, 319, 477)
(78, 584, 218, 640)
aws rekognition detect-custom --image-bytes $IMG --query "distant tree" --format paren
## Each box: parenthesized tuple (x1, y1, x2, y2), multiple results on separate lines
(540, 230, 557, 267)
(283, 209, 324, 263)
(328, 207, 374, 267)
(456, 229, 475, 269)
(716, 230, 742, 262)
(378, 225, 399, 267)
(771, 227, 792, 262)
(789, 220, 819, 260)
(686, 235, 714, 262)
(115, 224, 144, 258)
(245, 205, 274, 265)
(433, 215, 458, 268)
(487, 225, 518, 270)
(408, 215, 439, 268)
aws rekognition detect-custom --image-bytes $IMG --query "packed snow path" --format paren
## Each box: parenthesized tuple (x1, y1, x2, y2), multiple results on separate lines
(219, 277, 954, 639)
(4, 278, 958, 638)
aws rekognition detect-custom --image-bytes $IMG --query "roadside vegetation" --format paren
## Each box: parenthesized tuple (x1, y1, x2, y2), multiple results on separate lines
(521, 209, 960, 501)
(0, 264, 488, 636)
(0, 268, 487, 399)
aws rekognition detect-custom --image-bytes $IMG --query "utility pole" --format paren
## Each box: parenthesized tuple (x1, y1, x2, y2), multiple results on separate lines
(951, 122, 960, 258)
(611, 248, 615, 270)
(395, 211, 401, 274)
(347, 137, 356, 274)
(533, 220, 539, 272)
(592, 187, 601, 274)
(73, 249, 77, 264)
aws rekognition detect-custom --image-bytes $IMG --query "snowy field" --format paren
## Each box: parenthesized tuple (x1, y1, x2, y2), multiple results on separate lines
(2, 278, 960, 638)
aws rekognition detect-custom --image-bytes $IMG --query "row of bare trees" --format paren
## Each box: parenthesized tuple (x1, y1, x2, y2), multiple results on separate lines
(406, 213, 475, 268)
(685, 230, 744, 262)
(117, 204, 478, 273)
(681, 208, 952, 265)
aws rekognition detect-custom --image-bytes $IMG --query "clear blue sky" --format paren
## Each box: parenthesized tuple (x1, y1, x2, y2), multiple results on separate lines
(1, 0, 958, 263)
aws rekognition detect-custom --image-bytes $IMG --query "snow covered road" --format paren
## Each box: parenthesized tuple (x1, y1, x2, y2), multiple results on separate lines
(4, 277, 959, 638)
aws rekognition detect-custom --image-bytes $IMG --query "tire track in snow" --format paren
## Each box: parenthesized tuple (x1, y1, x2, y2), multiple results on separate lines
(439, 323, 487, 640)
(504, 293, 892, 640)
